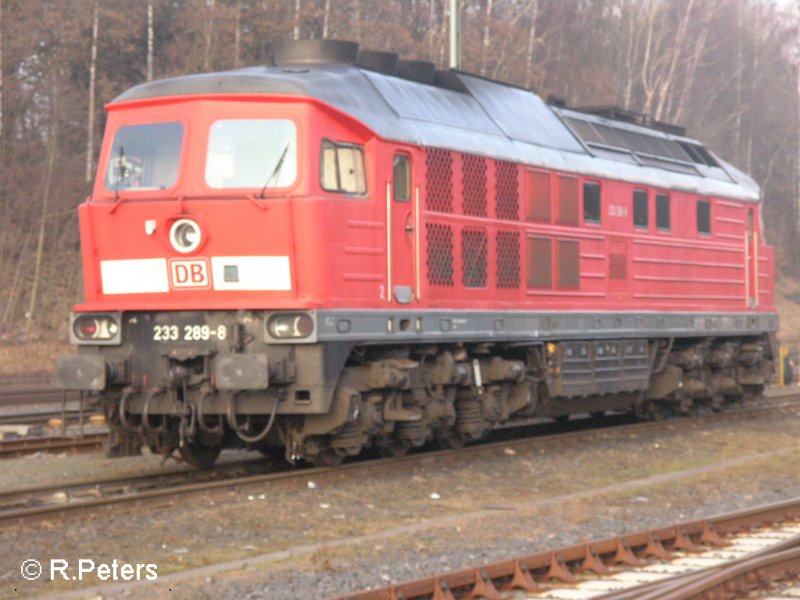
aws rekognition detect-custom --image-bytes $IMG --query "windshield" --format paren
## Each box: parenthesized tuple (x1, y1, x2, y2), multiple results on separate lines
(104, 122, 183, 191)
(205, 119, 297, 189)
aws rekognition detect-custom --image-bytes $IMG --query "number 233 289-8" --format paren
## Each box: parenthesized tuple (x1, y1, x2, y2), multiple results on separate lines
(152, 324, 228, 342)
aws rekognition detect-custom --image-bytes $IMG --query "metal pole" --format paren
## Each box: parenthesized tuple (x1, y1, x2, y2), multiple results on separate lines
(449, 0, 461, 70)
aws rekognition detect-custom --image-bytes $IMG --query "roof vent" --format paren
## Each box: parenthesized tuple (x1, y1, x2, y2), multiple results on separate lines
(270, 39, 360, 67)
(574, 105, 686, 137)
(398, 60, 436, 84)
(358, 50, 399, 75)
(434, 70, 469, 93)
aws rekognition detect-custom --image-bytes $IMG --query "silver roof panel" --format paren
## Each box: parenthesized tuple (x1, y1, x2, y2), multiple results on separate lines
(113, 64, 760, 203)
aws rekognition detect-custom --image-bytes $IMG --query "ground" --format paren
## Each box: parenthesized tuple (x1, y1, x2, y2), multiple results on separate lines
(1, 404, 799, 599)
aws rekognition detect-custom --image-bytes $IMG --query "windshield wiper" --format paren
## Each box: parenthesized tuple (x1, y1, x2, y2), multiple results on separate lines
(110, 145, 127, 214)
(258, 141, 290, 199)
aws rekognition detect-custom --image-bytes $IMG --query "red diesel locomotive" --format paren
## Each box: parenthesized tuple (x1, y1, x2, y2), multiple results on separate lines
(57, 40, 778, 467)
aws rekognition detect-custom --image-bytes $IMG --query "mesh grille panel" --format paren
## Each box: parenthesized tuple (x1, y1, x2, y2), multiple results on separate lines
(426, 148, 453, 213)
(462, 228, 488, 288)
(496, 231, 521, 289)
(426, 223, 454, 286)
(495, 161, 519, 221)
(462, 154, 487, 217)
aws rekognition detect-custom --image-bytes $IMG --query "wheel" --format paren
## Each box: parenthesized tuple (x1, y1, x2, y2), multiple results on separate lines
(179, 440, 222, 468)
(436, 430, 465, 450)
(312, 449, 345, 467)
(374, 435, 410, 458)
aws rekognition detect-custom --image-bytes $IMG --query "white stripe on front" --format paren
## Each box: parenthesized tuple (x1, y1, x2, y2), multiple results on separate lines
(210, 256, 292, 291)
(100, 258, 169, 294)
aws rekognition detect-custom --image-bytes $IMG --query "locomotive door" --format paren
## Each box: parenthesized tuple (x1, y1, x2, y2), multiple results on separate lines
(387, 150, 419, 304)
(746, 208, 758, 307)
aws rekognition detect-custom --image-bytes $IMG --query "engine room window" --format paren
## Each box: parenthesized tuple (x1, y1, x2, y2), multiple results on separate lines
(583, 181, 601, 224)
(104, 122, 183, 191)
(697, 199, 711, 235)
(525, 169, 551, 222)
(558, 239, 580, 289)
(205, 119, 297, 189)
(393, 154, 410, 201)
(656, 193, 670, 231)
(526, 237, 552, 288)
(320, 139, 367, 195)
(557, 175, 579, 226)
(633, 190, 648, 229)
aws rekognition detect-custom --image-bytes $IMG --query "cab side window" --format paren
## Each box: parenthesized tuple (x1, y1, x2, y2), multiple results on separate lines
(320, 139, 367, 194)
(393, 154, 410, 201)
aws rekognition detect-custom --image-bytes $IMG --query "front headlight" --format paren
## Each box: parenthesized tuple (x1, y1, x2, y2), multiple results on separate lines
(70, 313, 122, 345)
(169, 218, 202, 253)
(267, 313, 314, 339)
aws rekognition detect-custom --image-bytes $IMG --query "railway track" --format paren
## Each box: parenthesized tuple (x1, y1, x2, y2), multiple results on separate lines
(1, 393, 797, 530)
(0, 407, 96, 427)
(0, 384, 80, 407)
(0, 433, 108, 459)
(331, 498, 800, 600)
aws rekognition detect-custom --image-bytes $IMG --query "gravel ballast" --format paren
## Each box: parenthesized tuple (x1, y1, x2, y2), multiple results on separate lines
(2, 405, 799, 599)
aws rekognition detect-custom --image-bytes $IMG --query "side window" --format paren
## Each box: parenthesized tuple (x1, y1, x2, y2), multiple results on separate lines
(393, 154, 410, 201)
(656, 193, 670, 231)
(583, 181, 601, 224)
(320, 139, 367, 195)
(633, 190, 648, 229)
(697, 199, 710, 235)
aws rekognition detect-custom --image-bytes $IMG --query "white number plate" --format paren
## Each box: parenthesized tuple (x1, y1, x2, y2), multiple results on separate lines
(152, 324, 228, 342)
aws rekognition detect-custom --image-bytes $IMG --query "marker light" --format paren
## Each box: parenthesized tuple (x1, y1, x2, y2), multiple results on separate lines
(267, 314, 314, 339)
(73, 315, 120, 341)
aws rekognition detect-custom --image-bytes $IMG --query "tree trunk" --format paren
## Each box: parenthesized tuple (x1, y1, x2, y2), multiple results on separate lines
(233, 1, 241, 68)
(353, 0, 361, 42)
(0, 0, 4, 147)
(204, 0, 215, 71)
(293, 0, 301, 40)
(524, 0, 539, 88)
(26, 90, 58, 335)
(147, 1, 154, 80)
(653, 0, 696, 121)
(323, 0, 331, 38)
(480, 0, 493, 76)
(85, 0, 98, 183)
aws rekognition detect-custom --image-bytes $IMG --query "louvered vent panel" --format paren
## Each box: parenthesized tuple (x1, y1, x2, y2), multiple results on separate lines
(426, 148, 454, 213)
(462, 154, 487, 217)
(496, 231, 521, 289)
(426, 223, 454, 286)
(495, 161, 519, 221)
(462, 228, 488, 288)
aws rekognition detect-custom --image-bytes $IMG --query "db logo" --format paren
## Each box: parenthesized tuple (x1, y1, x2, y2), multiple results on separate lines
(169, 259, 210, 289)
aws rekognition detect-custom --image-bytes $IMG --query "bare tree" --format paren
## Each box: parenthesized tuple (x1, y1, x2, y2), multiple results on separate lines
(26, 85, 58, 335)
(147, 1, 154, 80)
(85, 0, 98, 183)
